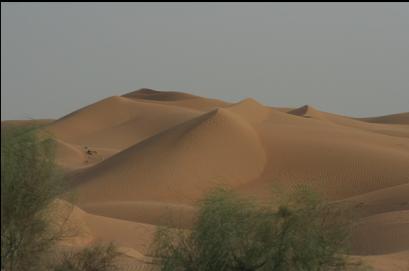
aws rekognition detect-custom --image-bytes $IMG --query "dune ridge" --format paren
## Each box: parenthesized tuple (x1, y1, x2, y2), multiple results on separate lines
(357, 112, 409, 125)
(12, 88, 407, 270)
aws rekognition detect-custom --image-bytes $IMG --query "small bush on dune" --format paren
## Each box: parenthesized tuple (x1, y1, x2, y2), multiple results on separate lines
(153, 186, 363, 271)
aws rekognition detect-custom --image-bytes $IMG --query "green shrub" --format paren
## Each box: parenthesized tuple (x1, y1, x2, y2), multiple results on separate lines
(152, 186, 360, 271)
(52, 243, 120, 271)
(1, 126, 65, 271)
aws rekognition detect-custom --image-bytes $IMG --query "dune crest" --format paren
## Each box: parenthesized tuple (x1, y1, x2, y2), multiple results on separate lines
(122, 88, 230, 111)
(226, 98, 271, 123)
(357, 112, 409, 125)
(123, 88, 200, 101)
(46, 96, 201, 151)
(288, 104, 326, 120)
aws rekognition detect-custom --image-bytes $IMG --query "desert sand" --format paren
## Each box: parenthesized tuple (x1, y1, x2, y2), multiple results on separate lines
(5, 88, 409, 270)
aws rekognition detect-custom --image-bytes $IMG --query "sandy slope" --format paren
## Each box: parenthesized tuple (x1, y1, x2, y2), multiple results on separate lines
(70, 106, 266, 205)
(52, 138, 87, 170)
(350, 210, 409, 255)
(52, 200, 157, 269)
(52, 138, 118, 170)
(288, 105, 409, 138)
(237, 106, 409, 202)
(10, 89, 408, 270)
(46, 95, 202, 149)
(81, 201, 196, 228)
(354, 250, 409, 271)
(337, 183, 409, 217)
(357, 112, 409, 125)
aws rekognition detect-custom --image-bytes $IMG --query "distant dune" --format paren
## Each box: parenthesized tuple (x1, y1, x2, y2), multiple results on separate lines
(1, 119, 54, 128)
(357, 112, 409, 125)
(7, 88, 408, 270)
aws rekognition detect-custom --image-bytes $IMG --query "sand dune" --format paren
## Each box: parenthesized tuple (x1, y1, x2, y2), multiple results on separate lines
(288, 105, 409, 138)
(358, 112, 409, 125)
(350, 210, 409, 255)
(52, 200, 157, 269)
(123, 88, 230, 111)
(81, 201, 196, 228)
(70, 107, 266, 207)
(52, 138, 87, 170)
(354, 250, 409, 271)
(52, 138, 118, 170)
(46, 96, 201, 149)
(288, 104, 327, 120)
(10, 89, 407, 270)
(123, 88, 200, 101)
(339, 183, 409, 217)
(235, 107, 409, 201)
(226, 98, 271, 124)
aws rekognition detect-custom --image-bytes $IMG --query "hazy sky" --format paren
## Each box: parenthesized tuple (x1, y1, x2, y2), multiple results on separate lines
(2, 3, 409, 120)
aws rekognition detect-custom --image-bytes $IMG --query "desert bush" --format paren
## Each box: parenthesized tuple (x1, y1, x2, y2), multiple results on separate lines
(52, 243, 120, 271)
(152, 186, 360, 271)
(1, 126, 65, 271)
